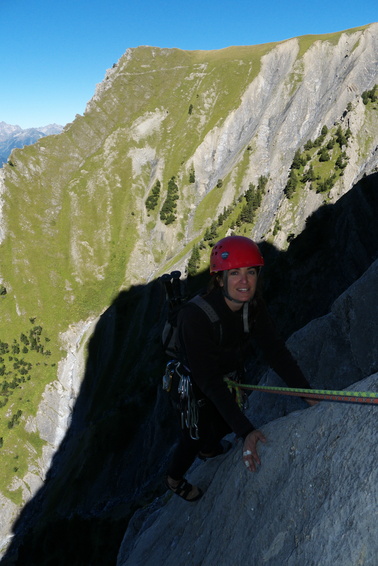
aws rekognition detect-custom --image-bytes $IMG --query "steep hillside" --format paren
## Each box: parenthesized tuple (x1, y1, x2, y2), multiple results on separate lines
(0, 23, 378, 562)
(1, 24, 377, 332)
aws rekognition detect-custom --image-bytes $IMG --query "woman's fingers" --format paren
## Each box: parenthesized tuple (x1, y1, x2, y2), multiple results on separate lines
(243, 430, 266, 472)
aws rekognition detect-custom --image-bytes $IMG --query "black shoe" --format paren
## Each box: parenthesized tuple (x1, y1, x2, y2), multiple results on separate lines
(165, 476, 203, 502)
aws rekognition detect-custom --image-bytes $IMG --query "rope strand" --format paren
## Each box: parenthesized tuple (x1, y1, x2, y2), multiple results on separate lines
(224, 378, 378, 405)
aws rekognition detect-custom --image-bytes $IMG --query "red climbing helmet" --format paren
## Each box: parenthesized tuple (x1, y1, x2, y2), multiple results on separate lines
(210, 236, 264, 274)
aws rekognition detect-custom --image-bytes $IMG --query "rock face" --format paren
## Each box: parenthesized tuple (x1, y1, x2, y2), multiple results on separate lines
(119, 377, 378, 566)
(117, 261, 378, 566)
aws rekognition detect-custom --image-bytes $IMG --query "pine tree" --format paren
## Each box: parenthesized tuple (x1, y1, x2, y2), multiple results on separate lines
(321, 125, 328, 136)
(284, 170, 298, 199)
(302, 164, 316, 183)
(304, 140, 313, 151)
(160, 177, 179, 224)
(291, 150, 302, 169)
(335, 126, 347, 148)
(187, 245, 201, 276)
(189, 165, 195, 183)
(318, 147, 330, 162)
(145, 180, 161, 212)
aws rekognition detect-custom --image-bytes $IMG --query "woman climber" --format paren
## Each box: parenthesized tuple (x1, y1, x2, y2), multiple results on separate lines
(165, 235, 316, 502)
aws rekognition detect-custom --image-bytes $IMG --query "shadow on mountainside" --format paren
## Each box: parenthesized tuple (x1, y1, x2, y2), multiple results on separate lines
(2, 172, 378, 566)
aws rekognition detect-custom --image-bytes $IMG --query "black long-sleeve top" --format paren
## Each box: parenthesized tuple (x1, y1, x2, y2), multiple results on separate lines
(178, 287, 311, 438)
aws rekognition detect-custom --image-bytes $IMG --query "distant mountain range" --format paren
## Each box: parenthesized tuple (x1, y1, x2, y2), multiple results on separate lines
(0, 121, 63, 165)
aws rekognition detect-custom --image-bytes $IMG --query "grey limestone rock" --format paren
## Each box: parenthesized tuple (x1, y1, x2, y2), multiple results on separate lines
(117, 261, 378, 566)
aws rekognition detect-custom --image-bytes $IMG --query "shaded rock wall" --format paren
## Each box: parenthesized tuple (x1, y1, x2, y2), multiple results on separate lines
(118, 260, 378, 566)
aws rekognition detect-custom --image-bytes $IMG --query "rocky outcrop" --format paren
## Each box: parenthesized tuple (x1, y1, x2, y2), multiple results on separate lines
(120, 376, 378, 566)
(117, 260, 378, 566)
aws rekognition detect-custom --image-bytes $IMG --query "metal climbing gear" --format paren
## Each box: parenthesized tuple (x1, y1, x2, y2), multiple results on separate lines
(176, 363, 201, 440)
(162, 360, 202, 440)
(162, 360, 176, 392)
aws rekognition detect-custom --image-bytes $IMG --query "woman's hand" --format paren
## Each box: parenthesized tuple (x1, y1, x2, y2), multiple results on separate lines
(242, 430, 267, 472)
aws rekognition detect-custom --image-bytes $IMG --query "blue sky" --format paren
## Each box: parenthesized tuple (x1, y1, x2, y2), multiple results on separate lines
(1, 0, 376, 129)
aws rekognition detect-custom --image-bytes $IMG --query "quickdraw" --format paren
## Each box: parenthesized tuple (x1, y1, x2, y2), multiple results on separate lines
(224, 378, 378, 406)
(176, 363, 200, 440)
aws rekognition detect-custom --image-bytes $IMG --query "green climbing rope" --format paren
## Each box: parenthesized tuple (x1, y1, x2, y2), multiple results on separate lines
(224, 378, 378, 405)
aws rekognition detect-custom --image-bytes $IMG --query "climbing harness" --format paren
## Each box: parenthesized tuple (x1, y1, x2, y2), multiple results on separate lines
(224, 378, 378, 405)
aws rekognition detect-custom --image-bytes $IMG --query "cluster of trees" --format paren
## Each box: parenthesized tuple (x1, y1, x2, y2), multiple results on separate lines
(0, 355, 31, 408)
(145, 177, 181, 225)
(0, 341, 9, 355)
(235, 176, 268, 226)
(0, 322, 53, 417)
(362, 85, 377, 105)
(186, 176, 268, 276)
(303, 125, 329, 151)
(315, 175, 337, 194)
(18, 326, 51, 356)
(0, 320, 58, 458)
(160, 176, 179, 225)
(145, 180, 161, 213)
(284, 124, 351, 199)
(7, 409, 22, 430)
(145, 169, 226, 227)
(189, 165, 195, 184)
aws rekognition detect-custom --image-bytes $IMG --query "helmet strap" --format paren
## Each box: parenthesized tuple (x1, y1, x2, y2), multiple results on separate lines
(221, 271, 244, 304)
(221, 272, 249, 331)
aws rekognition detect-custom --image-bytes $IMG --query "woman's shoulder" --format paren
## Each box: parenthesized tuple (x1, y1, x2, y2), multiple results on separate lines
(180, 288, 220, 319)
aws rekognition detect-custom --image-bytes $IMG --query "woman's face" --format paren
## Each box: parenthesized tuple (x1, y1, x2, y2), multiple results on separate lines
(220, 267, 258, 310)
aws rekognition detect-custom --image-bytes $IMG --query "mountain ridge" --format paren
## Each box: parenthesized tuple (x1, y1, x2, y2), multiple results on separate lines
(0, 122, 63, 165)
